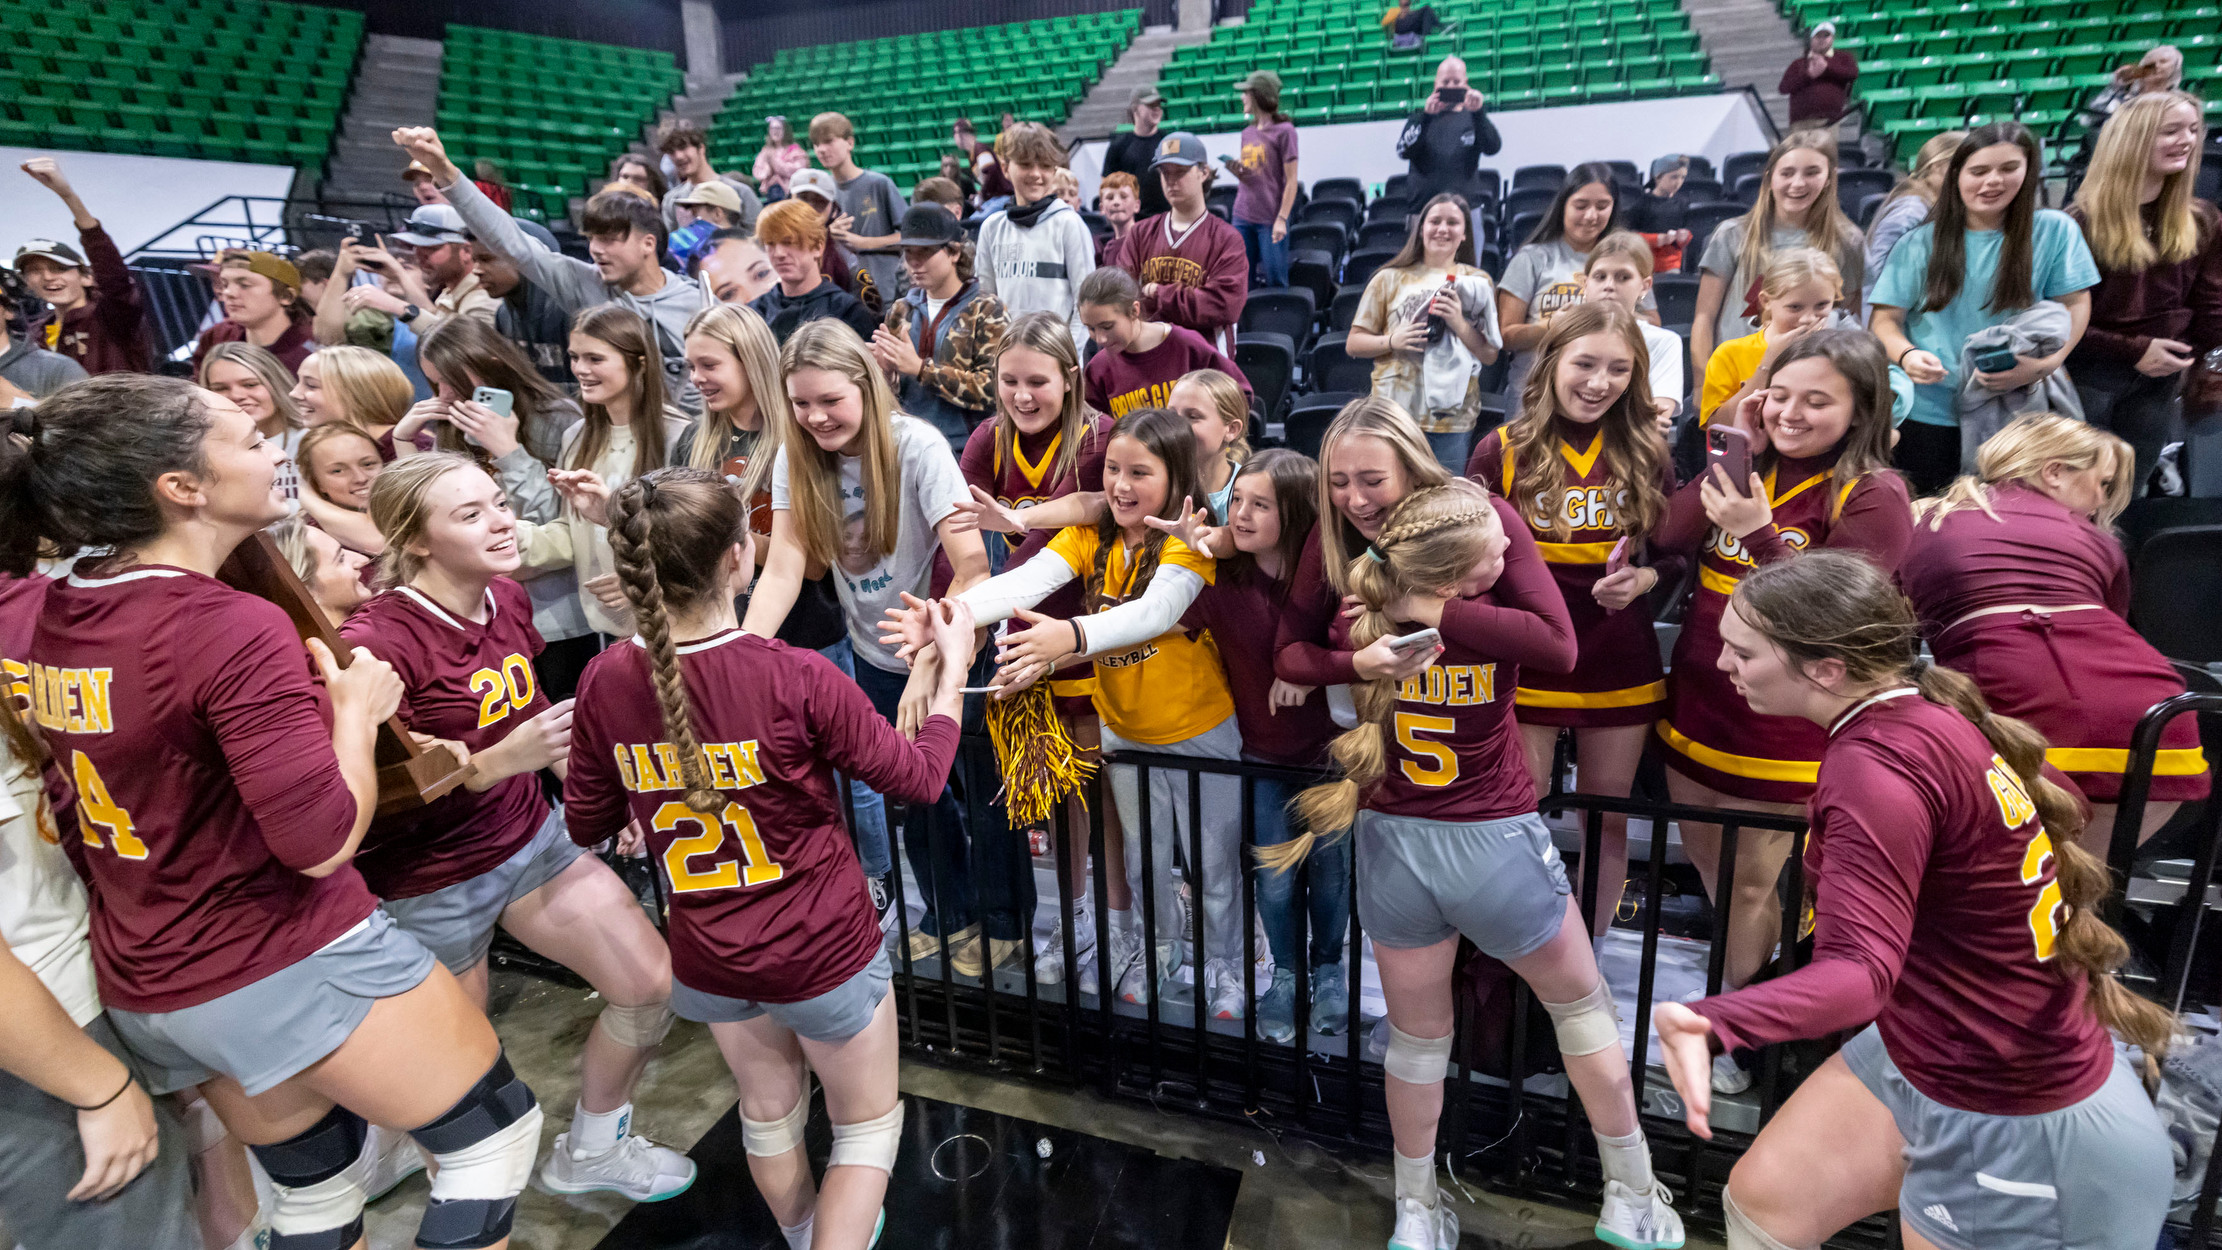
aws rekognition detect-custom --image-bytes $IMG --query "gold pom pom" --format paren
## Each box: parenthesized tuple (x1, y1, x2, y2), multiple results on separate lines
(985, 682, 1094, 828)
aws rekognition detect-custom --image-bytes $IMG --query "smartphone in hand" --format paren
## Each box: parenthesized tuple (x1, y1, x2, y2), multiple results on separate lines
(471, 386, 514, 418)
(1604, 536, 1631, 576)
(1970, 344, 2019, 374)
(1706, 426, 1754, 497)
(1384, 627, 1442, 656)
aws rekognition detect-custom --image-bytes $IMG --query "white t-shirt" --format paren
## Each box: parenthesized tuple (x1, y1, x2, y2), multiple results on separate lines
(1, 751, 99, 1027)
(772, 414, 971, 672)
(1640, 321, 1686, 413)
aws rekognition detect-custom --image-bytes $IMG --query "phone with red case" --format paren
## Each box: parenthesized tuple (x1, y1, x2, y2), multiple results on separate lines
(1706, 425, 1754, 497)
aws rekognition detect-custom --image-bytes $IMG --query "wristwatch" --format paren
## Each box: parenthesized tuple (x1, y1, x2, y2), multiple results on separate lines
(400, 303, 422, 323)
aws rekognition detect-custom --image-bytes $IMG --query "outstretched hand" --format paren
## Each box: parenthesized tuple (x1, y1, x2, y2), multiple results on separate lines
(877, 591, 938, 663)
(992, 607, 1079, 694)
(1141, 495, 1217, 558)
(390, 127, 456, 182)
(549, 469, 613, 526)
(947, 484, 1028, 535)
(1651, 1002, 1717, 1138)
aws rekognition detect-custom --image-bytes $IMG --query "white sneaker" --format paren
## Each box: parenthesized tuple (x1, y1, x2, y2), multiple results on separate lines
(1595, 1179, 1685, 1250)
(362, 1123, 426, 1202)
(1205, 957, 1246, 1020)
(1710, 1053, 1752, 1095)
(1109, 925, 1150, 1005)
(1034, 899, 1097, 985)
(539, 1132, 697, 1202)
(1388, 1195, 1458, 1250)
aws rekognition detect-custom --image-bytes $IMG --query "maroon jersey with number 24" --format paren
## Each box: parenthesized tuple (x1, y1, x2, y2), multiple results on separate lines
(565, 628, 960, 1002)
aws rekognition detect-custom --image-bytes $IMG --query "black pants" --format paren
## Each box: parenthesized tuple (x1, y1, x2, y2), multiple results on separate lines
(2076, 366, 2182, 497)
(1892, 420, 1962, 497)
(1394, 5, 1444, 35)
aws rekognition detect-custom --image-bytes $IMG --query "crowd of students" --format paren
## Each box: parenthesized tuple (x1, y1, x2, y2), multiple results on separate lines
(0, 64, 2211, 1250)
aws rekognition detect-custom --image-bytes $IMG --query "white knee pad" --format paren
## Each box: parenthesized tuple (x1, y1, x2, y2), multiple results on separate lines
(741, 1094, 810, 1158)
(595, 999, 677, 1049)
(1723, 1186, 1809, 1250)
(826, 1102, 905, 1174)
(1383, 1023, 1453, 1085)
(251, 1105, 371, 1250)
(1541, 980, 1620, 1058)
(410, 1052, 542, 1250)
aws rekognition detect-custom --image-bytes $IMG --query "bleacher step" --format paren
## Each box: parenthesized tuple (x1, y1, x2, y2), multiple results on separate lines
(319, 33, 444, 204)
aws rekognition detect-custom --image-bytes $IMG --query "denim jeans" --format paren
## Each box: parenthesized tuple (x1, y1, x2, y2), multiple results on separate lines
(1249, 766, 1350, 970)
(1425, 428, 1475, 477)
(1236, 219, 1291, 289)
(817, 639, 891, 876)
(852, 652, 1036, 942)
(2076, 365, 2180, 498)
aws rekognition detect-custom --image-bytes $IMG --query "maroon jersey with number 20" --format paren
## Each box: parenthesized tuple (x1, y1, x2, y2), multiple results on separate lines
(565, 628, 960, 1002)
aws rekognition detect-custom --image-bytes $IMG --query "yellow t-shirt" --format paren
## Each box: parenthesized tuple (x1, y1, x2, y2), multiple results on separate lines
(1045, 526, 1233, 746)
(1699, 330, 1770, 427)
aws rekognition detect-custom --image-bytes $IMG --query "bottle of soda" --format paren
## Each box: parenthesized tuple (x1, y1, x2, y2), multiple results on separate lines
(1419, 275, 1457, 345)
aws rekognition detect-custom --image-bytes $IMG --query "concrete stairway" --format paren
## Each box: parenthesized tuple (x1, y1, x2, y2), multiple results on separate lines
(1059, 25, 1214, 145)
(320, 34, 443, 204)
(1680, 0, 1803, 133)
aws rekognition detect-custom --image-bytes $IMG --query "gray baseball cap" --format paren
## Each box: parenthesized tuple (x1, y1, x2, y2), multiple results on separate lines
(390, 204, 470, 247)
(1149, 132, 1208, 169)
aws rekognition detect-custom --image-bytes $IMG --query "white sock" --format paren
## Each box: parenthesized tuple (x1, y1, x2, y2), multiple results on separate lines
(1109, 906, 1135, 938)
(779, 1210, 815, 1250)
(570, 1100, 632, 1157)
(1393, 1147, 1437, 1207)
(1595, 1128, 1653, 1191)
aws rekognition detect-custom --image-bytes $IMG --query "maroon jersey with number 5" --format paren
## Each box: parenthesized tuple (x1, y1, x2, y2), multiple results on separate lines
(340, 578, 553, 899)
(30, 564, 374, 1013)
(565, 628, 960, 1002)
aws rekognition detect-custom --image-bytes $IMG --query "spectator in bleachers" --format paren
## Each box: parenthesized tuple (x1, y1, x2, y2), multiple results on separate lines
(1395, 56, 1501, 240)
(402, 159, 447, 206)
(667, 183, 745, 274)
(2068, 91, 2222, 494)
(954, 118, 1015, 215)
(385, 204, 499, 334)
(1623, 155, 1696, 278)
(199, 341, 306, 499)
(473, 218, 575, 387)
(1078, 267, 1253, 418)
(1691, 130, 1865, 373)
(401, 127, 707, 408)
(1052, 168, 1084, 213)
(15, 159, 151, 376)
(812, 112, 909, 304)
(977, 124, 1098, 352)
(754, 115, 807, 202)
(2081, 46, 2185, 138)
(1380, 1, 1453, 51)
(471, 158, 514, 212)
(1584, 232, 1685, 429)
(939, 152, 980, 214)
(1346, 192, 1502, 462)
(1105, 133, 1247, 357)
(1102, 88, 1173, 221)
(1777, 20, 1857, 127)
(1871, 123, 2100, 494)
(192, 249, 313, 373)
(1498, 163, 1648, 396)
(1863, 131, 1966, 289)
(0, 317, 87, 403)
(1226, 71, 1301, 291)
(295, 248, 336, 311)
(912, 176, 966, 216)
(610, 153, 668, 205)
(750, 199, 878, 344)
(697, 229, 780, 308)
(1098, 172, 1142, 253)
(788, 168, 865, 299)
(658, 118, 762, 235)
(1699, 248, 1843, 427)
(874, 204, 1007, 452)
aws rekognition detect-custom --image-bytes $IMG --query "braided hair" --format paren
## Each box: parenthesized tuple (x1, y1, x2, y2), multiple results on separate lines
(605, 467, 749, 815)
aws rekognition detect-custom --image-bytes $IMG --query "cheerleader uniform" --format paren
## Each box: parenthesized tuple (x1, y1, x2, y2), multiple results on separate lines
(1695, 689, 2168, 1250)
(1653, 454, 1912, 803)
(1468, 427, 1672, 728)
(1899, 482, 2207, 803)
(339, 577, 585, 973)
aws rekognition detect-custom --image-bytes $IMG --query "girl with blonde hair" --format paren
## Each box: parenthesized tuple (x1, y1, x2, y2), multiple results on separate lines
(1862, 129, 1965, 285)
(1279, 480, 1682, 1250)
(1699, 247, 1845, 426)
(1692, 129, 1866, 369)
(198, 340, 307, 498)
(1901, 414, 2208, 854)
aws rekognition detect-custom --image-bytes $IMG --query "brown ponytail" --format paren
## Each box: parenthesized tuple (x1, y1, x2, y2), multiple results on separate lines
(605, 467, 750, 815)
(1265, 480, 1504, 873)
(1733, 551, 2174, 1059)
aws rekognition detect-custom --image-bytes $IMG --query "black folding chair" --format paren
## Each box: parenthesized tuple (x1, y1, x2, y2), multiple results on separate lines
(1310, 331, 1375, 393)
(1329, 284, 1366, 331)
(1284, 391, 1362, 458)
(1298, 198, 1362, 233)
(1512, 163, 1566, 191)
(1288, 221, 1349, 267)
(1235, 332, 1296, 424)
(1239, 287, 1317, 346)
(1342, 247, 1398, 290)
(1652, 274, 1700, 326)
(1287, 249, 1337, 311)
(1312, 176, 1365, 206)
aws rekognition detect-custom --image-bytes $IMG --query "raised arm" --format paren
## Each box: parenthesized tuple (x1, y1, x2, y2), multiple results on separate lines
(740, 508, 809, 638)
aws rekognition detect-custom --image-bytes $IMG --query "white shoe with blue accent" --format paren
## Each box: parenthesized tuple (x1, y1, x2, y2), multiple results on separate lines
(1388, 1196, 1458, 1250)
(1595, 1179, 1685, 1249)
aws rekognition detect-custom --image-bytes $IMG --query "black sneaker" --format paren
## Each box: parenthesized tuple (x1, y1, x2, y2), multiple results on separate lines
(870, 874, 896, 932)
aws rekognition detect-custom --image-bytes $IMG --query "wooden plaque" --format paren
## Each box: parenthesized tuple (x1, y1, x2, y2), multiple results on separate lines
(217, 532, 469, 816)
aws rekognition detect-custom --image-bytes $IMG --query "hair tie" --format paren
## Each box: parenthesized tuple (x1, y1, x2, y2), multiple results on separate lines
(637, 476, 658, 506)
(1364, 545, 1387, 564)
(5, 406, 35, 439)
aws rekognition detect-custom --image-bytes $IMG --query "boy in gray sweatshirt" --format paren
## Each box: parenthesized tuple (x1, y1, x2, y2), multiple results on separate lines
(974, 123, 1097, 352)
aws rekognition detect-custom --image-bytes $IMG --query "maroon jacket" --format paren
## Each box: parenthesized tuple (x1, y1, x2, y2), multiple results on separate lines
(1106, 211, 1250, 356)
(29, 224, 152, 375)
(1779, 50, 1858, 124)
(192, 317, 314, 374)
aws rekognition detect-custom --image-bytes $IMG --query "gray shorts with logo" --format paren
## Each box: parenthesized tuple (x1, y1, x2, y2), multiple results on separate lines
(1842, 1025, 2170, 1250)
(109, 907, 437, 1096)
(379, 805, 588, 975)
(1354, 809, 1570, 956)
(670, 948, 893, 1044)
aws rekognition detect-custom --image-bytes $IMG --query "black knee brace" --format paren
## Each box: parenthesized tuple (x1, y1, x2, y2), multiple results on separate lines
(409, 1051, 543, 1250)
(251, 1103, 370, 1250)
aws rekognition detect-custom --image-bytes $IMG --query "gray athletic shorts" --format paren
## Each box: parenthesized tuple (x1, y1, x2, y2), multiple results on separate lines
(109, 907, 436, 1096)
(0, 1015, 201, 1250)
(1354, 809, 1570, 955)
(670, 948, 893, 1043)
(1842, 1025, 2170, 1250)
(379, 805, 587, 975)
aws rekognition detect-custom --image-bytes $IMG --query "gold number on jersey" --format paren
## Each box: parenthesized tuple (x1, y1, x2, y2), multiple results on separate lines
(70, 751, 148, 861)
(2019, 828, 2063, 962)
(468, 654, 538, 728)
(653, 800, 785, 894)
(1394, 712, 1459, 787)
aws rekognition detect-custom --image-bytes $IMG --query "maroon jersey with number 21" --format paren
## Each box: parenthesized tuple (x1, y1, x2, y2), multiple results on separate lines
(565, 628, 960, 1002)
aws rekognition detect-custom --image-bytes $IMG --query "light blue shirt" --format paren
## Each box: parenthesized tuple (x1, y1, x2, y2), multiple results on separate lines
(1868, 208, 2098, 427)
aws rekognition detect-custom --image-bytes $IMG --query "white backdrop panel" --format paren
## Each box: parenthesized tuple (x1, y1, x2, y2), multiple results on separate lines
(0, 147, 297, 256)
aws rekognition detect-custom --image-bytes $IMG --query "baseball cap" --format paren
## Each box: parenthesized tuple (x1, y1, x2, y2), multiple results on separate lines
(389, 204, 470, 247)
(897, 203, 963, 247)
(1131, 86, 1165, 110)
(1648, 154, 1691, 183)
(790, 168, 839, 203)
(11, 239, 85, 270)
(218, 250, 302, 292)
(1149, 132, 1208, 169)
(1234, 69, 1282, 95)
(1812, 19, 1837, 35)
(402, 160, 436, 184)
(676, 182, 744, 214)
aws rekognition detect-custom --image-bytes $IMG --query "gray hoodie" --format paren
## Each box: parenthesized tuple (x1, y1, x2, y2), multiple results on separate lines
(975, 196, 1097, 353)
(0, 334, 89, 399)
(442, 174, 706, 412)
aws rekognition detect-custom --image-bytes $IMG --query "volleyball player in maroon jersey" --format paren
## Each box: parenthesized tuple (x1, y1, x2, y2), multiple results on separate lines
(568, 467, 976, 1250)
(1278, 480, 1683, 1250)
(1, 376, 543, 1250)
(1467, 303, 1674, 937)
(1902, 414, 2209, 855)
(1655, 552, 2171, 1250)
(340, 452, 694, 1202)
(1650, 331, 1909, 1070)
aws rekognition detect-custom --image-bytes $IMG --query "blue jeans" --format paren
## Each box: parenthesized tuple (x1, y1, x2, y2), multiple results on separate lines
(1250, 767, 1350, 970)
(852, 652, 1036, 942)
(1236, 219, 1291, 289)
(817, 639, 891, 876)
